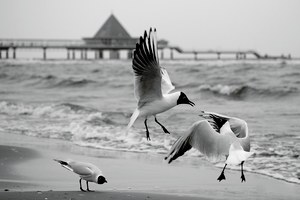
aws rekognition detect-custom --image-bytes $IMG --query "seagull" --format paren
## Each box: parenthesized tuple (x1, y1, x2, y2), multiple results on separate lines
(54, 159, 107, 191)
(127, 28, 195, 140)
(165, 111, 254, 182)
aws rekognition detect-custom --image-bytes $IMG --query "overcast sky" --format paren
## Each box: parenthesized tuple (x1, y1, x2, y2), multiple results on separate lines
(0, 0, 299, 57)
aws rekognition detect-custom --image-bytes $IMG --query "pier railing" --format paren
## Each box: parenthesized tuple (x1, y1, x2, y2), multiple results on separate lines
(0, 39, 85, 48)
(0, 39, 291, 60)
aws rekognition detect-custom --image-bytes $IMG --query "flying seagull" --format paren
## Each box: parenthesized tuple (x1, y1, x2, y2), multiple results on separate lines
(54, 159, 107, 191)
(165, 111, 253, 182)
(127, 28, 195, 140)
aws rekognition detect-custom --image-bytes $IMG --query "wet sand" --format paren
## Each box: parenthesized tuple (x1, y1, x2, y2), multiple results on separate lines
(0, 132, 299, 200)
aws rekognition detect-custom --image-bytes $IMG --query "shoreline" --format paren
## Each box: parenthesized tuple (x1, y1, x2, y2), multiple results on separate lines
(0, 132, 299, 199)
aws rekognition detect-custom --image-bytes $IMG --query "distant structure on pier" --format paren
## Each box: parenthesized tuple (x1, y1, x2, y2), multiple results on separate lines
(83, 14, 139, 59)
(0, 14, 292, 60)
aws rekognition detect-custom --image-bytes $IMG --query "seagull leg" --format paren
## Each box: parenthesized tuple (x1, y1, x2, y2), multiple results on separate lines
(79, 178, 86, 192)
(217, 164, 227, 182)
(154, 116, 170, 134)
(144, 119, 151, 141)
(86, 181, 94, 192)
(241, 161, 246, 182)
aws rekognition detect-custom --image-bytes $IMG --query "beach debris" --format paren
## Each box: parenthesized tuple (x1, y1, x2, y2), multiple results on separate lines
(4, 189, 9, 191)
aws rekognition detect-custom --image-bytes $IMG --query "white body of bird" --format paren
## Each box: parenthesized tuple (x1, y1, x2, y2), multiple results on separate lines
(65, 160, 103, 182)
(226, 142, 254, 166)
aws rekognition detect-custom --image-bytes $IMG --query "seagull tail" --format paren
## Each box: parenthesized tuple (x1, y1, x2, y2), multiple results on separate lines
(53, 159, 73, 172)
(164, 134, 192, 164)
(53, 159, 68, 165)
(126, 109, 140, 132)
(226, 143, 254, 165)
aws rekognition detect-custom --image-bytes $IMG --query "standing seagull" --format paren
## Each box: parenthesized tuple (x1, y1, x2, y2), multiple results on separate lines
(54, 159, 107, 191)
(165, 111, 254, 182)
(127, 28, 195, 140)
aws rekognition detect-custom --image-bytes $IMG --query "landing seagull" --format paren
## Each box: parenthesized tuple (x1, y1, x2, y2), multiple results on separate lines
(54, 159, 107, 191)
(127, 28, 195, 140)
(165, 111, 254, 182)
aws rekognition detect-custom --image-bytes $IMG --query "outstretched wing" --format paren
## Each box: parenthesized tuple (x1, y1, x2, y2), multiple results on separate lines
(161, 68, 175, 94)
(165, 120, 232, 163)
(228, 117, 250, 151)
(199, 111, 230, 132)
(132, 28, 162, 106)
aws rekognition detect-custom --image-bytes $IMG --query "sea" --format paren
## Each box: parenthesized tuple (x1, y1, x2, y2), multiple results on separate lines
(0, 59, 299, 184)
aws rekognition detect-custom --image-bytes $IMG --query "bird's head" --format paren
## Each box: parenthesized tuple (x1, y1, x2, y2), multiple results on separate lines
(177, 92, 195, 107)
(97, 176, 107, 184)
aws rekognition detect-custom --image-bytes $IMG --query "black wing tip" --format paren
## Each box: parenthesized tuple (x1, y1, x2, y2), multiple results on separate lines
(138, 27, 157, 43)
(139, 36, 144, 43)
(54, 159, 68, 166)
(149, 27, 157, 34)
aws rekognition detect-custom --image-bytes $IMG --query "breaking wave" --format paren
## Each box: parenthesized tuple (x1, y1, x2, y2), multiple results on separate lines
(198, 84, 298, 99)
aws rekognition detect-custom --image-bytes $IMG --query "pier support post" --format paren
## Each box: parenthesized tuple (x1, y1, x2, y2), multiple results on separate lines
(160, 49, 164, 60)
(80, 50, 84, 60)
(72, 50, 75, 60)
(194, 52, 197, 60)
(6, 50, 9, 59)
(43, 47, 47, 60)
(84, 50, 88, 60)
(13, 48, 16, 59)
(95, 50, 98, 59)
(67, 49, 70, 60)
(217, 53, 221, 60)
(127, 50, 133, 59)
(0, 51, 2, 59)
(99, 50, 103, 59)
(170, 49, 174, 60)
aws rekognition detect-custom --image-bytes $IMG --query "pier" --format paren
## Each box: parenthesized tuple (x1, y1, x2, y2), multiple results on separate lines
(0, 14, 292, 60)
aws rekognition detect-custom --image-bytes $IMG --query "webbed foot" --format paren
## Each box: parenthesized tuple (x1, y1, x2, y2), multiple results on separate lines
(217, 172, 226, 182)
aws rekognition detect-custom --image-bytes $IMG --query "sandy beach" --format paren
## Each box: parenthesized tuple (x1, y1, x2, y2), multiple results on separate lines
(0, 132, 299, 200)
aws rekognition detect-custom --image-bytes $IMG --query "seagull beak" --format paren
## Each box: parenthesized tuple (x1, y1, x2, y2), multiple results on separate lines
(188, 100, 195, 107)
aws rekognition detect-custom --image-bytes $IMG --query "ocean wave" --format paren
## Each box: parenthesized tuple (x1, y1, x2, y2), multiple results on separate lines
(51, 78, 97, 88)
(0, 70, 97, 88)
(0, 101, 93, 119)
(0, 101, 128, 126)
(198, 84, 298, 99)
(2, 101, 299, 184)
(30, 74, 56, 80)
(0, 73, 9, 79)
(0, 72, 57, 84)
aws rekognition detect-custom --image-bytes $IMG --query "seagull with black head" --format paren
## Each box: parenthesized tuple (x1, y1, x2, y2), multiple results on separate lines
(127, 28, 195, 140)
(54, 159, 107, 192)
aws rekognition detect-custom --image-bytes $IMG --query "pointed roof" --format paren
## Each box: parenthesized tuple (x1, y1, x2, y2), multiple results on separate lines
(93, 14, 131, 39)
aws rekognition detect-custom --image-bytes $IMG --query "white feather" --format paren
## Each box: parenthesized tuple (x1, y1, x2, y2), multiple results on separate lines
(161, 68, 175, 94)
